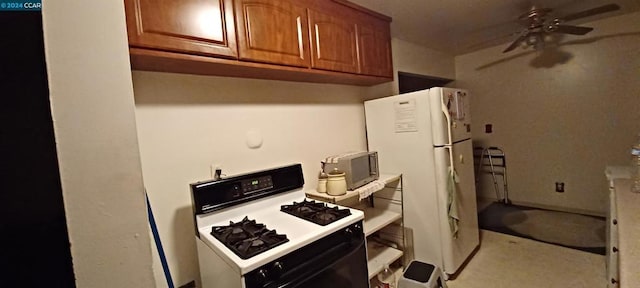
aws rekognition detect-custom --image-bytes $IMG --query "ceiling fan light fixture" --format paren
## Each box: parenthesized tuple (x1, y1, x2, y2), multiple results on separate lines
(543, 24, 557, 33)
(524, 33, 545, 50)
(502, 3, 621, 53)
(526, 34, 539, 45)
(520, 41, 528, 49)
(534, 37, 545, 50)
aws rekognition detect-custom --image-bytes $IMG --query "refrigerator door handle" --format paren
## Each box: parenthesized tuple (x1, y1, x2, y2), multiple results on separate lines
(440, 97, 455, 167)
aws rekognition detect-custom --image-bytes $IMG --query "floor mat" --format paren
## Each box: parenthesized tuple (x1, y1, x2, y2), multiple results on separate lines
(478, 202, 606, 255)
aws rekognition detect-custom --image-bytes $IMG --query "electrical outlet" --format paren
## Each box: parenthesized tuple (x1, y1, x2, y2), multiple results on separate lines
(555, 182, 565, 193)
(210, 163, 221, 179)
(485, 124, 493, 133)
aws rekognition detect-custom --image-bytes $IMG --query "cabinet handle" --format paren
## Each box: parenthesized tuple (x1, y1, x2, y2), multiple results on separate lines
(611, 278, 617, 284)
(612, 219, 617, 225)
(296, 17, 303, 58)
(613, 247, 618, 253)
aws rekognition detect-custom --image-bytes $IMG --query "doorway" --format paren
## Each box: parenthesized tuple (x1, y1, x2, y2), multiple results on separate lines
(0, 11, 76, 287)
(398, 72, 453, 93)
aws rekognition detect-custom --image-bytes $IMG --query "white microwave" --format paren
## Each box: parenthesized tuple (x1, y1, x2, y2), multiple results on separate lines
(323, 151, 379, 190)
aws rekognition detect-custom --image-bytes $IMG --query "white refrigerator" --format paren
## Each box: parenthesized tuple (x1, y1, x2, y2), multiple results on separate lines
(364, 87, 479, 277)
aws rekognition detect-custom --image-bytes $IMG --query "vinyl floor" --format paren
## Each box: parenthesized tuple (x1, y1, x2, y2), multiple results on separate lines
(447, 230, 606, 288)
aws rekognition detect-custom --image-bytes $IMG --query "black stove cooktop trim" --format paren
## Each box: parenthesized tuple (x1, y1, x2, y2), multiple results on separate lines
(190, 164, 304, 221)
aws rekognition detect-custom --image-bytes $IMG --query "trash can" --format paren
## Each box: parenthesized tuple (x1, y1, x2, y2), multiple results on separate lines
(397, 261, 447, 288)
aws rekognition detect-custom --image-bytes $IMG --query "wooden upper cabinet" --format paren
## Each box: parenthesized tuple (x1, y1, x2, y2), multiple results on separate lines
(125, 0, 237, 58)
(125, 0, 394, 85)
(308, 8, 359, 74)
(234, 0, 310, 67)
(357, 21, 392, 77)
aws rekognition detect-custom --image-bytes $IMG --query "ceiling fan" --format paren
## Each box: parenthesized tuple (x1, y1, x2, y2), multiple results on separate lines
(503, 3, 621, 53)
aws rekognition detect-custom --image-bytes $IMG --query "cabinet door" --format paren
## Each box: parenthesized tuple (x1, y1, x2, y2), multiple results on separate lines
(357, 22, 392, 77)
(235, 0, 310, 67)
(125, 0, 237, 58)
(308, 9, 359, 74)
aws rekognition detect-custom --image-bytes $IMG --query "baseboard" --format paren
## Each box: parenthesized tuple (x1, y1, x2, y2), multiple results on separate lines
(477, 197, 605, 217)
(178, 280, 196, 288)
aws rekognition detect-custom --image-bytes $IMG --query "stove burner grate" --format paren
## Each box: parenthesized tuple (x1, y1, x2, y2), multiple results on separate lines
(280, 199, 351, 226)
(211, 216, 288, 259)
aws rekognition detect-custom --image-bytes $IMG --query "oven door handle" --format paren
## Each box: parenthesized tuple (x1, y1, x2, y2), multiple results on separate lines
(266, 239, 365, 288)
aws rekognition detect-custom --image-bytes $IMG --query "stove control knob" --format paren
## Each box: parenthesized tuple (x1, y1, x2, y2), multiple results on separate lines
(272, 261, 284, 275)
(344, 227, 354, 237)
(257, 269, 269, 282)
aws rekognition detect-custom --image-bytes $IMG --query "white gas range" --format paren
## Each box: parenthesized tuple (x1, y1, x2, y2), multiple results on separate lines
(191, 164, 368, 288)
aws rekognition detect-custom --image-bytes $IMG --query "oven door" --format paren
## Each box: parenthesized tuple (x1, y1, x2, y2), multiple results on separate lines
(244, 222, 369, 288)
(287, 239, 367, 288)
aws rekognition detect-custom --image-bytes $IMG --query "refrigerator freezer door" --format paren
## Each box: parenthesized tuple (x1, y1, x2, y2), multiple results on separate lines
(429, 87, 472, 145)
(364, 90, 444, 268)
(433, 139, 479, 275)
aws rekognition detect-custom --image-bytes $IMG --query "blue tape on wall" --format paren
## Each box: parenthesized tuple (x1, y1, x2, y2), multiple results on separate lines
(147, 193, 175, 288)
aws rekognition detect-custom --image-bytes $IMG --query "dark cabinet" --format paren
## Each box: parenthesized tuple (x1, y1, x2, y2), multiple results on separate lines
(308, 8, 359, 74)
(125, 0, 394, 86)
(357, 20, 393, 77)
(125, 0, 237, 58)
(234, 0, 311, 67)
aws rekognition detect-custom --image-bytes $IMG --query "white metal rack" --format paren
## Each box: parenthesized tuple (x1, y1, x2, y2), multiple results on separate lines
(475, 146, 510, 204)
(306, 174, 405, 280)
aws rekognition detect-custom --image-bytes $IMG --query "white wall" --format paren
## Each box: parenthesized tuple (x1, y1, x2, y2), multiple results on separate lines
(367, 37, 456, 98)
(133, 71, 369, 286)
(455, 12, 640, 214)
(392, 38, 456, 80)
(42, 0, 155, 287)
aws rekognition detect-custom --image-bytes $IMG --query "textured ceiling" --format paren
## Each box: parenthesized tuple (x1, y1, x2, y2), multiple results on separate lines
(349, 0, 640, 55)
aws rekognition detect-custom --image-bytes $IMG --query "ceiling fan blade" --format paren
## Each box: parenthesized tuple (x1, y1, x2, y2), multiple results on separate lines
(561, 4, 621, 22)
(554, 25, 594, 35)
(503, 32, 529, 53)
